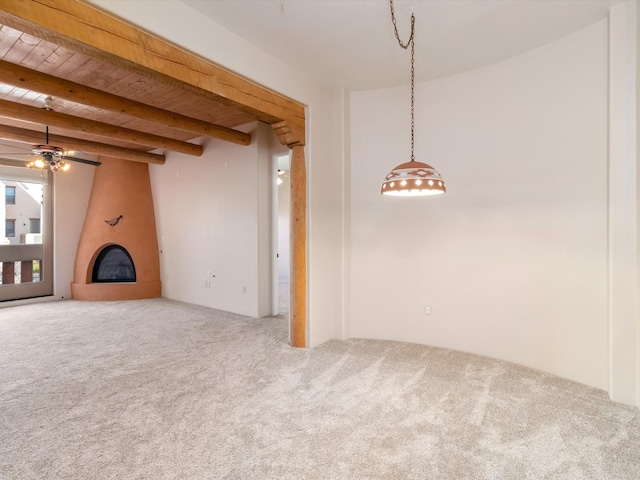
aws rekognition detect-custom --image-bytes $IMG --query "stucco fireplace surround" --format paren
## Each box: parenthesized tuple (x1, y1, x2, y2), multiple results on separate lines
(71, 157, 161, 300)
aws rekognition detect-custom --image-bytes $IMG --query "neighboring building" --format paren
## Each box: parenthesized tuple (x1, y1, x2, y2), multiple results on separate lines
(1, 180, 42, 246)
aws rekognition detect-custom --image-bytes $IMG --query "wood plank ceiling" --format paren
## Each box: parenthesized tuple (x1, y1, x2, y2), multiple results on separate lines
(0, 1, 305, 166)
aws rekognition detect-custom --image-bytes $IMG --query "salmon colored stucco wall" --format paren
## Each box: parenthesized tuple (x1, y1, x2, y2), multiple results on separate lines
(71, 157, 161, 300)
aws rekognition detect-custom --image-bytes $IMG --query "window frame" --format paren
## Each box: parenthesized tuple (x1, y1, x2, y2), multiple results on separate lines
(29, 218, 41, 234)
(0, 165, 53, 301)
(5, 185, 15, 205)
(5, 219, 15, 237)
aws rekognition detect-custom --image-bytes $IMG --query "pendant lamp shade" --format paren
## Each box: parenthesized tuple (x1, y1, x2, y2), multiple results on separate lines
(382, 1, 446, 197)
(381, 161, 446, 196)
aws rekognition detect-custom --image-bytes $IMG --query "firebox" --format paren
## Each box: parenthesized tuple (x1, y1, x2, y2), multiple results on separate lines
(92, 245, 136, 283)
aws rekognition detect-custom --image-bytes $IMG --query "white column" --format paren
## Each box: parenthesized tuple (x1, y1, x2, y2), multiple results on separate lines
(0, 182, 6, 241)
(608, 0, 637, 405)
(636, 0, 640, 410)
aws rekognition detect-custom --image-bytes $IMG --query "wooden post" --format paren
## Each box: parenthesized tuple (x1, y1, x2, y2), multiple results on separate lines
(2, 261, 15, 285)
(290, 145, 307, 347)
(20, 261, 33, 283)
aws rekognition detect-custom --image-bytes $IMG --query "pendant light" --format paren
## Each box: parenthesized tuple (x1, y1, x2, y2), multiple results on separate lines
(381, 1, 446, 196)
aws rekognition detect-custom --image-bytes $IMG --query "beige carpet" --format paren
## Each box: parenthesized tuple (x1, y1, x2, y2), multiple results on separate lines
(0, 299, 639, 479)
(277, 276, 289, 319)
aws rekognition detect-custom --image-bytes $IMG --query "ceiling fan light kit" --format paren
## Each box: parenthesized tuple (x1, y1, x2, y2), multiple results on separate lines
(26, 143, 70, 172)
(22, 124, 77, 172)
(381, 0, 446, 197)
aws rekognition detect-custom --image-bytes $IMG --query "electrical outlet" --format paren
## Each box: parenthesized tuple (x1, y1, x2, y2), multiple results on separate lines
(242, 286, 247, 294)
(424, 306, 432, 316)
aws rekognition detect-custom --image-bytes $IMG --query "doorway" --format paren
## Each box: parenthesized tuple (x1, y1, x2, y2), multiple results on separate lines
(0, 162, 53, 301)
(274, 152, 291, 317)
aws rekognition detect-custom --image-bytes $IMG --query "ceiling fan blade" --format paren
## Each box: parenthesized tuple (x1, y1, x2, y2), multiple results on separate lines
(60, 155, 101, 167)
(0, 153, 38, 165)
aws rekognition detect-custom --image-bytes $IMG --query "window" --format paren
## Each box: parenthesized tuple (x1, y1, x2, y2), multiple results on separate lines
(0, 167, 52, 301)
(30, 218, 41, 234)
(5, 219, 15, 237)
(5, 186, 15, 205)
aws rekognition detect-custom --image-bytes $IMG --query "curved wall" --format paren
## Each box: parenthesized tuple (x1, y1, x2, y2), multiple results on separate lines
(349, 21, 609, 390)
(86, 1, 629, 395)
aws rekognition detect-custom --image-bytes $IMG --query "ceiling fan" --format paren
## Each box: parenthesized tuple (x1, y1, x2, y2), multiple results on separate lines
(0, 96, 101, 172)
(0, 125, 102, 172)
(19, 126, 102, 172)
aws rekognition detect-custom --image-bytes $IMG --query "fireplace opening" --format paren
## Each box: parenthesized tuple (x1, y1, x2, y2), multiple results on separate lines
(92, 245, 136, 283)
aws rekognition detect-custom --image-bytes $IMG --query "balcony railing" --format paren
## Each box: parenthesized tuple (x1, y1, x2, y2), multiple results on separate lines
(0, 244, 43, 285)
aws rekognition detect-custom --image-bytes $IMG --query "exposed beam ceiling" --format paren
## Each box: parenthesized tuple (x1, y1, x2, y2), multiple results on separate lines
(0, 98, 203, 156)
(0, 60, 251, 146)
(0, 0, 306, 167)
(0, 124, 165, 165)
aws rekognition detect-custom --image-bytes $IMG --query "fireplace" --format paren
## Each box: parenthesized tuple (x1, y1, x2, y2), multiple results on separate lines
(92, 245, 136, 283)
(71, 157, 161, 301)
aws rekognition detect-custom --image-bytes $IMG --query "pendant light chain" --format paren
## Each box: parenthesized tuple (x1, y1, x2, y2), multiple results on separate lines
(390, 0, 416, 162)
(381, 0, 446, 196)
(410, 38, 415, 162)
(390, 0, 414, 48)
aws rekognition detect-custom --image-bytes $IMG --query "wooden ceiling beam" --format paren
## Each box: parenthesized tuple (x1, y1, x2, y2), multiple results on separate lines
(0, 60, 251, 146)
(0, 0, 305, 145)
(0, 123, 165, 165)
(0, 98, 202, 156)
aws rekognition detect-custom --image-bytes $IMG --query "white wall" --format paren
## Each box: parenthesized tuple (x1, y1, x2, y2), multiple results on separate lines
(90, 0, 343, 346)
(335, 88, 351, 340)
(277, 173, 291, 280)
(609, 0, 638, 406)
(53, 163, 94, 300)
(637, 0, 640, 410)
(350, 21, 609, 390)
(256, 122, 274, 318)
(151, 123, 264, 317)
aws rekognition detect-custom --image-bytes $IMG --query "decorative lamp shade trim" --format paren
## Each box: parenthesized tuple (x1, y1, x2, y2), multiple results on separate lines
(381, 161, 446, 196)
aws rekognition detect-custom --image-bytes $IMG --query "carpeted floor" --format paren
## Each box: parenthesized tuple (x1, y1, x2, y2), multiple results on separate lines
(0, 299, 639, 479)
(277, 276, 289, 319)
